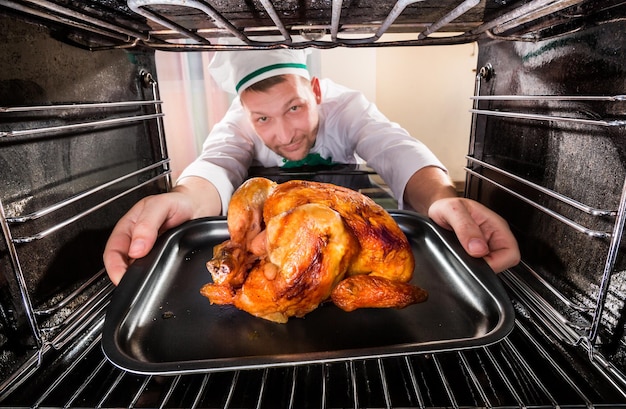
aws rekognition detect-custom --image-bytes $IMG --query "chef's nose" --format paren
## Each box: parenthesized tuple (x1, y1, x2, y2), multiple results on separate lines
(275, 120, 295, 144)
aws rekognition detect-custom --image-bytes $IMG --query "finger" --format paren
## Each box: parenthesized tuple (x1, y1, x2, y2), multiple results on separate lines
(103, 218, 135, 285)
(103, 198, 165, 285)
(428, 199, 490, 258)
(480, 227, 521, 273)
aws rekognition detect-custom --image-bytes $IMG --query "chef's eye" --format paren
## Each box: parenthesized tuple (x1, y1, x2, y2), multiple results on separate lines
(289, 105, 300, 112)
(257, 116, 268, 123)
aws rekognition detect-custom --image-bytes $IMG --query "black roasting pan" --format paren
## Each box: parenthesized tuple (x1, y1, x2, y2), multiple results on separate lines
(102, 211, 514, 375)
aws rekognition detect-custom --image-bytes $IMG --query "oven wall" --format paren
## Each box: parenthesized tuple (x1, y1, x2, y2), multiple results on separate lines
(468, 21, 626, 369)
(0, 14, 165, 376)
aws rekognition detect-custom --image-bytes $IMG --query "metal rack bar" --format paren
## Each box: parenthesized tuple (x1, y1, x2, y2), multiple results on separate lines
(0, 112, 164, 138)
(482, 346, 524, 407)
(500, 269, 587, 343)
(471, 0, 585, 35)
(467, 155, 616, 217)
(35, 270, 105, 315)
(159, 374, 181, 408)
(98, 370, 125, 408)
(6, 160, 169, 223)
(457, 351, 490, 407)
(128, 0, 248, 44)
(0, 100, 164, 113)
(64, 356, 109, 407)
(520, 260, 593, 313)
(191, 374, 210, 409)
(589, 174, 626, 344)
(417, 0, 481, 39)
(11, 171, 169, 244)
(469, 108, 626, 127)
(471, 94, 626, 101)
(30, 332, 104, 408)
(288, 366, 297, 409)
(224, 371, 239, 409)
(257, 0, 293, 43)
(465, 167, 611, 238)
(130, 375, 153, 408)
(403, 356, 426, 409)
(514, 321, 594, 406)
(432, 355, 457, 408)
(330, 0, 343, 42)
(0, 198, 42, 348)
(349, 360, 359, 409)
(377, 358, 392, 409)
(0, 0, 141, 44)
(257, 368, 269, 409)
(146, 72, 173, 191)
(502, 336, 558, 406)
(49, 282, 113, 350)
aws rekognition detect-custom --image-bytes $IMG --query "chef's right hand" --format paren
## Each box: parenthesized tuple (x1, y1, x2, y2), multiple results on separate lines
(104, 177, 223, 285)
(103, 190, 196, 285)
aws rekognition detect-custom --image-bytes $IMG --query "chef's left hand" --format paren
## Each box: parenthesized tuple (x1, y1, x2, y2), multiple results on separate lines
(428, 197, 520, 273)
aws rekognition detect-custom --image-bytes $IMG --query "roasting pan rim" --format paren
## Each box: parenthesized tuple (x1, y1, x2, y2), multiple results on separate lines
(102, 211, 514, 375)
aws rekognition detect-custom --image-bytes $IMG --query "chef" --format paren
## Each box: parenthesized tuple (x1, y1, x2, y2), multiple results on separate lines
(103, 49, 520, 285)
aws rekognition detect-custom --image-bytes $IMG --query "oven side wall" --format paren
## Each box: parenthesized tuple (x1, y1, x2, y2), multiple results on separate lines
(0, 14, 166, 376)
(468, 21, 626, 371)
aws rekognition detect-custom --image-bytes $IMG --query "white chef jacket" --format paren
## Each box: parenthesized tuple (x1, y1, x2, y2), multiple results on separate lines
(178, 78, 446, 214)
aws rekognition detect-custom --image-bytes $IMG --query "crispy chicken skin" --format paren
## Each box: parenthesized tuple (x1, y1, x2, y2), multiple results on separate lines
(263, 180, 415, 282)
(201, 177, 426, 323)
(205, 178, 276, 287)
(203, 203, 359, 323)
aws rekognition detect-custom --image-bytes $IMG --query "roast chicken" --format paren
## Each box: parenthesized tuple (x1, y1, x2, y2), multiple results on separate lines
(200, 177, 427, 323)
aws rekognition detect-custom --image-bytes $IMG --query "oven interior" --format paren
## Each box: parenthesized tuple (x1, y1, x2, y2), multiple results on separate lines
(1, 0, 626, 407)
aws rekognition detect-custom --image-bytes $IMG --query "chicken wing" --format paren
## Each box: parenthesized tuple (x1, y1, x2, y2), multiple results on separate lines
(331, 275, 428, 312)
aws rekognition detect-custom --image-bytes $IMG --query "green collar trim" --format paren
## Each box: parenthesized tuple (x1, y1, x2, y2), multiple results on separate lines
(281, 153, 334, 169)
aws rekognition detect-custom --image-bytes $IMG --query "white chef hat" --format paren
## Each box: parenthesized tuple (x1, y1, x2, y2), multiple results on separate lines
(208, 49, 311, 95)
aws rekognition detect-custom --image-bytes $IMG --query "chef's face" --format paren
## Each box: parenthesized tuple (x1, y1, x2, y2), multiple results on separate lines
(240, 75, 321, 162)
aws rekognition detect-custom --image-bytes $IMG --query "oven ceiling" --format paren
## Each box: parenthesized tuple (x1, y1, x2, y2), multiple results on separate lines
(0, 0, 619, 50)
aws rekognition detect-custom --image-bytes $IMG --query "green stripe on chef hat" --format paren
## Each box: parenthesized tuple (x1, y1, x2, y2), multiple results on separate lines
(236, 62, 308, 93)
(208, 49, 311, 95)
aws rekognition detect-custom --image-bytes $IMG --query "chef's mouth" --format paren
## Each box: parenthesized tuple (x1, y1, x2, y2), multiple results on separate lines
(281, 140, 305, 155)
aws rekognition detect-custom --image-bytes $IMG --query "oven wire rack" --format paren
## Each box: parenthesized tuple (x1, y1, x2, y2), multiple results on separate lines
(0, 71, 170, 365)
(0, 0, 609, 50)
(467, 64, 626, 364)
